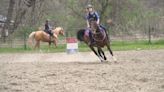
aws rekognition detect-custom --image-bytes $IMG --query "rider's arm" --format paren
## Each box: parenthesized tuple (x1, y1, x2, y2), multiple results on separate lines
(49, 25, 52, 30)
(95, 12, 100, 25)
(86, 14, 90, 28)
(87, 20, 90, 28)
(97, 18, 100, 25)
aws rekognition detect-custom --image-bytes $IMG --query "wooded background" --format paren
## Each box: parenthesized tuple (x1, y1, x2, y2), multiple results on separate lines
(0, 0, 164, 47)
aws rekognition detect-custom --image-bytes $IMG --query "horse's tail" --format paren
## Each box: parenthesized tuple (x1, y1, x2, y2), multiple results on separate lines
(28, 32, 36, 48)
(77, 29, 85, 41)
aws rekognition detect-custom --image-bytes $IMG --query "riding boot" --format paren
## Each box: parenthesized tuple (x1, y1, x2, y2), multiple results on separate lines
(100, 25, 109, 39)
(100, 25, 106, 31)
(48, 30, 54, 41)
(49, 35, 52, 44)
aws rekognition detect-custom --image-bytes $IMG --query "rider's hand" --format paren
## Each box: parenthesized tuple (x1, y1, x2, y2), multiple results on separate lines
(97, 19, 100, 25)
(97, 22, 100, 25)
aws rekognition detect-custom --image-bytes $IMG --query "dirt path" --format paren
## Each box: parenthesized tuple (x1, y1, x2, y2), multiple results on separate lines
(0, 50, 164, 92)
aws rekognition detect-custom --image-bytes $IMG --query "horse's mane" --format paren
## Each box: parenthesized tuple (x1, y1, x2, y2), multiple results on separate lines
(52, 27, 64, 33)
(55, 27, 63, 30)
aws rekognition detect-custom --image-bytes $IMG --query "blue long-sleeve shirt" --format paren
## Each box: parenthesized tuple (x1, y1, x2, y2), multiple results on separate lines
(86, 11, 100, 21)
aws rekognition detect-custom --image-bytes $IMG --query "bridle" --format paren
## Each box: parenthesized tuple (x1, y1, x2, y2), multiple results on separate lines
(90, 21, 106, 42)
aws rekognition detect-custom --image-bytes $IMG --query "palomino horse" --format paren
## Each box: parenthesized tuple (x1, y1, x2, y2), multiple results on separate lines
(77, 20, 116, 62)
(28, 27, 64, 49)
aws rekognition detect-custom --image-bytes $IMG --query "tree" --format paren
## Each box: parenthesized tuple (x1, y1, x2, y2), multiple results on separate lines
(1, 0, 15, 42)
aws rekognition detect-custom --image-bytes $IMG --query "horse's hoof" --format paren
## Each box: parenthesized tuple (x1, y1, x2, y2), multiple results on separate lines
(112, 60, 118, 64)
(104, 57, 107, 60)
(113, 56, 117, 62)
(98, 56, 104, 62)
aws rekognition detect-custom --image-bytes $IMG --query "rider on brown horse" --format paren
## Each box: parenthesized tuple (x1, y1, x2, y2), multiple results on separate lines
(85, 4, 107, 46)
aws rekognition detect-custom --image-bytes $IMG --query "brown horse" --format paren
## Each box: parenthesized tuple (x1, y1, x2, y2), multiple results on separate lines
(77, 21, 116, 62)
(28, 27, 64, 49)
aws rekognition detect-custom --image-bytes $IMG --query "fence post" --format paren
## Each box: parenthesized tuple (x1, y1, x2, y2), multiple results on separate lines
(148, 25, 152, 44)
(24, 32, 27, 50)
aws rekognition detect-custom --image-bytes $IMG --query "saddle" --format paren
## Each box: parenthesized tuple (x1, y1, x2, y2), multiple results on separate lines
(44, 30, 54, 42)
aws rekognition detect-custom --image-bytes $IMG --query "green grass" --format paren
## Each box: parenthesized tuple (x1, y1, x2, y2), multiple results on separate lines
(0, 40, 164, 53)
(111, 40, 164, 51)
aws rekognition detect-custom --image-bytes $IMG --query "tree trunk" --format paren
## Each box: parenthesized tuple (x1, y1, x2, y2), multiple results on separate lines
(1, 0, 15, 42)
(12, 0, 31, 33)
(30, 0, 36, 27)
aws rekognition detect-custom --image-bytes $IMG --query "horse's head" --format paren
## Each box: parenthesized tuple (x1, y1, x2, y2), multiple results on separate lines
(58, 27, 65, 36)
(89, 20, 99, 33)
(52, 27, 65, 36)
(107, 19, 114, 26)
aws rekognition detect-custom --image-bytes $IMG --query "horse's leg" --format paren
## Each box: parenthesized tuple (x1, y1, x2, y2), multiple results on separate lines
(49, 42, 51, 47)
(37, 41, 42, 52)
(34, 41, 39, 49)
(89, 46, 103, 62)
(53, 39, 57, 48)
(106, 43, 117, 61)
(97, 48, 103, 58)
(34, 40, 41, 52)
(98, 48, 107, 60)
(97, 48, 105, 62)
(48, 41, 51, 49)
(38, 41, 40, 48)
(46, 42, 50, 52)
(97, 47, 106, 60)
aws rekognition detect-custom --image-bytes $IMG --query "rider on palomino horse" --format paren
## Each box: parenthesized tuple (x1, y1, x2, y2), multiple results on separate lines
(44, 19, 54, 39)
(85, 4, 107, 46)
